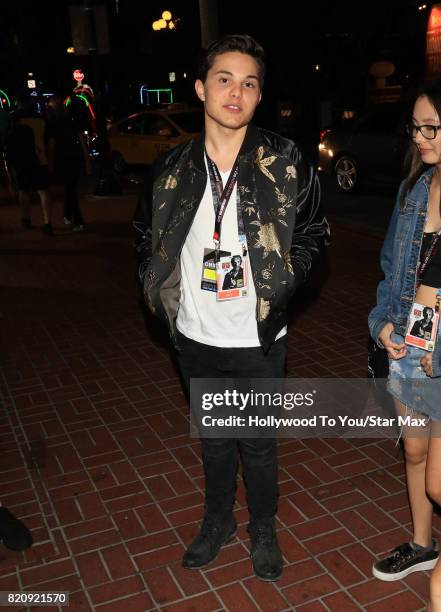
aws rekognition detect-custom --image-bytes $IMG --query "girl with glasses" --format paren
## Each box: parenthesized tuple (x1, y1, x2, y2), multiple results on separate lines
(369, 81, 441, 611)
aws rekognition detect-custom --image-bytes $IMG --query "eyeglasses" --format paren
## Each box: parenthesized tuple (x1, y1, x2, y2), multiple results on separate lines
(406, 123, 441, 140)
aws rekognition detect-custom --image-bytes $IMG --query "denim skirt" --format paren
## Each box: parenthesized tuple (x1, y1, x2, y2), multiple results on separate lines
(387, 331, 441, 421)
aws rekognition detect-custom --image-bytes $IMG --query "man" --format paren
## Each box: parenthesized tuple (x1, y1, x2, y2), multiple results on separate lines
(134, 35, 329, 581)
(409, 306, 434, 340)
(6, 96, 53, 236)
(46, 94, 91, 232)
(222, 255, 244, 289)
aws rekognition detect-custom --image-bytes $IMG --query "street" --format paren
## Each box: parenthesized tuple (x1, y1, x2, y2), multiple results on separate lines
(0, 180, 433, 611)
(320, 173, 398, 238)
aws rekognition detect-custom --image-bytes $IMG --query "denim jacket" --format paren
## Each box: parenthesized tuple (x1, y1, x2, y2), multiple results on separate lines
(368, 165, 441, 377)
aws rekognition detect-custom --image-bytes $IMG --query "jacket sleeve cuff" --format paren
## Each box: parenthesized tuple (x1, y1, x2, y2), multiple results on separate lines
(370, 318, 389, 348)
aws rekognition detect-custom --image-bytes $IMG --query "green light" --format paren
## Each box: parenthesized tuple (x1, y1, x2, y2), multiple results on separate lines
(0, 90, 11, 107)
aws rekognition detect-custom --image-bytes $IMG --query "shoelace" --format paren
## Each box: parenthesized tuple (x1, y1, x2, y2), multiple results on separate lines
(390, 544, 418, 570)
(252, 523, 273, 547)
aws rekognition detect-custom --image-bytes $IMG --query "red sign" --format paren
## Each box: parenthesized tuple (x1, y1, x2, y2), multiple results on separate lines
(426, 5, 441, 80)
(73, 69, 84, 82)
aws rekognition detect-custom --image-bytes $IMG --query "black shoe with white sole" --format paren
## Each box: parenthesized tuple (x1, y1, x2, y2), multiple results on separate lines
(372, 540, 439, 581)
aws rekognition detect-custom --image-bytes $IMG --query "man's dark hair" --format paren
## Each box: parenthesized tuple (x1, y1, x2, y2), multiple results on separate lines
(423, 306, 433, 319)
(197, 34, 265, 87)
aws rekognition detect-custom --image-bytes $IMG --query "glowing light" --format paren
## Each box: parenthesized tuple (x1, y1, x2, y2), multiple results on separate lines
(73, 69, 84, 82)
(152, 20, 161, 30)
(168, 20, 175, 29)
(158, 18, 167, 29)
(315, 64, 320, 71)
(0, 89, 11, 107)
(328, 149, 334, 158)
(64, 93, 96, 121)
(162, 10, 172, 20)
(67, 46, 76, 54)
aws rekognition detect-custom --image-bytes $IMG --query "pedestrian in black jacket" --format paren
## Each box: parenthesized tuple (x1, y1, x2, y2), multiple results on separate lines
(134, 34, 329, 581)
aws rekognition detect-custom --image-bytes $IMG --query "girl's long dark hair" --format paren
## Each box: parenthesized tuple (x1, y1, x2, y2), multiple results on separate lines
(401, 79, 441, 210)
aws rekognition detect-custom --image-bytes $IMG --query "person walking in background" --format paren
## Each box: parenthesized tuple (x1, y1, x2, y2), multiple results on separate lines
(47, 94, 91, 232)
(369, 80, 441, 611)
(134, 34, 329, 581)
(6, 96, 53, 235)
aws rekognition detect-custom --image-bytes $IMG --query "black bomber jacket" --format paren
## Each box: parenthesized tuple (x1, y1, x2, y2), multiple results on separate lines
(133, 124, 330, 352)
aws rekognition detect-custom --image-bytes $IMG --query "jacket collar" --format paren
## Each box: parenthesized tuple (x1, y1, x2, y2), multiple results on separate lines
(419, 164, 436, 185)
(190, 124, 260, 174)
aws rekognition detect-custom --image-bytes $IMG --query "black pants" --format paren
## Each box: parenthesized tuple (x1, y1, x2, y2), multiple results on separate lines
(176, 330, 287, 520)
(57, 162, 84, 225)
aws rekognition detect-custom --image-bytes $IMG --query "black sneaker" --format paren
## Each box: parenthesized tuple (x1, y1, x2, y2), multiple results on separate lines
(182, 514, 236, 569)
(372, 540, 439, 581)
(248, 518, 283, 582)
(0, 506, 33, 551)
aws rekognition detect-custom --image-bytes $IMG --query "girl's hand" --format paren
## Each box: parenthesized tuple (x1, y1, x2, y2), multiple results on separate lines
(378, 322, 407, 360)
(420, 352, 433, 377)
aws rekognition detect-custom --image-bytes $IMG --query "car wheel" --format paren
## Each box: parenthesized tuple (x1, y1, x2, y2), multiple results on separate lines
(334, 155, 357, 192)
(111, 152, 126, 175)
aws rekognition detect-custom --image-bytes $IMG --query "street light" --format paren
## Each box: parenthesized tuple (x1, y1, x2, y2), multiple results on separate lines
(152, 10, 177, 30)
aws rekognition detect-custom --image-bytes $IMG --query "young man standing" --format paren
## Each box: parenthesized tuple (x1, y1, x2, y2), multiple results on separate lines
(134, 35, 329, 581)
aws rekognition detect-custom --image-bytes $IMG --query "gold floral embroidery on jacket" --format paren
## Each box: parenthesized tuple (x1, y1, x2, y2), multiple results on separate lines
(164, 175, 178, 190)
(255, 146, 277, 183)
(282, 251, 294, 275)
(251, 221, 282, 258)
(157, 239, 168, 262)
(257, 297, 270, 321)
(285, 165, 296, 181)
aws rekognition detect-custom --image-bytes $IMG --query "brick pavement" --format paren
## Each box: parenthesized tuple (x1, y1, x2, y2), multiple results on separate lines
(0, 189, 437, 611)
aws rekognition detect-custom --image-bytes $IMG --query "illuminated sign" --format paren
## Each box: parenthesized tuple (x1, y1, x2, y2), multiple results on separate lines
(27, 80, 36, 89)
(426, 4, 441, 79)
(73, 69, 84, 82)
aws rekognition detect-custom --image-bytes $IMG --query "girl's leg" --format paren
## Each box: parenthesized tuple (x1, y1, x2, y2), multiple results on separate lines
(396, 400, 432, 546)
(425, 433, 441, 611)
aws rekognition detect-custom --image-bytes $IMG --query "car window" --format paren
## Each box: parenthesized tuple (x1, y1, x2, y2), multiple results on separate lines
(356, 106, 400, 134)
(143, 115, 178, 137)
(169, 112, 204, 134)
(119, 116, 144, 134)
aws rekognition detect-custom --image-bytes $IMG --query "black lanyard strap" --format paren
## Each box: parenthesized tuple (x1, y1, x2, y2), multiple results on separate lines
(206, 152, 240, 245)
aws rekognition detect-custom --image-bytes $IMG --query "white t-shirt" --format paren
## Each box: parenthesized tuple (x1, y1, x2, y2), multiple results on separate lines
(176, 164, 287, 347)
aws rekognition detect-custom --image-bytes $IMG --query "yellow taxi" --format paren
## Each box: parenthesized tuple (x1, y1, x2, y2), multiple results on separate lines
(108, 107, 203, 171)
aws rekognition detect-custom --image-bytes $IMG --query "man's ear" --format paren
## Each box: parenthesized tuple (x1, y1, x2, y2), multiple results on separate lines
(195, 79, 205, 102)
(257, 91, 262, 105)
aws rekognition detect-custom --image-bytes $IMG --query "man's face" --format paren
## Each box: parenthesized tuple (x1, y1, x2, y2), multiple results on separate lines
(195, 51, 262, 131)
(232, 256, 242, 270)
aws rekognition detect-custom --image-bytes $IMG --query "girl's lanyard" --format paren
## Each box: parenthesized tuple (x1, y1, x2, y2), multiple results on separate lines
(416, 229, 441, 316)
(205, 152, 246, 259)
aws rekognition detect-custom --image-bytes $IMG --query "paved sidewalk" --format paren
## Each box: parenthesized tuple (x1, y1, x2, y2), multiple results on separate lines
(0, 189, 437, 611)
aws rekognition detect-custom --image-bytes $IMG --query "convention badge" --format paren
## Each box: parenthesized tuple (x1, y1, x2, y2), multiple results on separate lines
(405, 301, 439, 352)
(216, 252, 249, 301)
(201, 248, 230, 292)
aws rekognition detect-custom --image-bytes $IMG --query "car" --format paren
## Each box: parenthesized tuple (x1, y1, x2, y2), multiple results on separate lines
(107, 107, 204, 172)
(318, 103, 411, 192)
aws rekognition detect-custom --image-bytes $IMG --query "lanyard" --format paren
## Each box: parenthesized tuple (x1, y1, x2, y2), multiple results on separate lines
(417, 229, 441, 290)
(205, 152, 243, 250)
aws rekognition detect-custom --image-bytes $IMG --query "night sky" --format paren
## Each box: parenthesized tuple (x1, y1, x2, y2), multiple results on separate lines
(0, 0, 431, 119)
